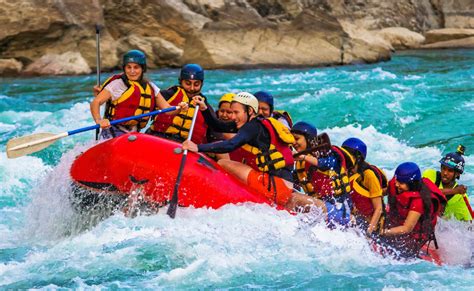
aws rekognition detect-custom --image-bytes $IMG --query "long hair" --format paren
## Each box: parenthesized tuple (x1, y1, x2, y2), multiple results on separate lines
(388, 180, 432, 234)
(410, 180, 433, 235)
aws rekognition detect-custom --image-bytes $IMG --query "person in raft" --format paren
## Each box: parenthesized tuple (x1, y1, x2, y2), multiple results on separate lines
(145, 63, 213, 145)
(422, 145, 473, 221)
(181, 92, 327, 213)
(254, 91, 293, 129)
(206, 93, 236, 143)
(341, 138, 387, 235)
(90, 50, 187, 139)
(378, 162, 446, 259)
(291, 122, 355, 226)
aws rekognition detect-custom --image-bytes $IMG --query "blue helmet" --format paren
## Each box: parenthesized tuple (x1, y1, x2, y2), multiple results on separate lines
(342, 137, 367, 159)
(180, 64, 204, 81)
(439, 146, 465, 174)
(291, 121, 317, 140)
(395, 162, 421, 184)
(123, 50, 147, 71)
(254, 91, 274, 112)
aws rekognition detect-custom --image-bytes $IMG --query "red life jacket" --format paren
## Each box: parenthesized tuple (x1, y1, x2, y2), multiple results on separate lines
(350, 165, 387, 219)
(311, 146, 354, 199)
(229, 147, 259, 170)
(150, 86, 207, 144)
(241, 118, 294, 172)
(387, 177, 446, 240)
(102, 74, 156, 130)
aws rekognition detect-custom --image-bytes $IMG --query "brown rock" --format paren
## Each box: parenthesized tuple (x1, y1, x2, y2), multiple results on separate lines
(424, 28, 474, 44)
(24, 51, 92, 75)
(421, 36, 474, 49)
(1, 0, 474, 74)
(436, 0, 474, 28)
(376, 27, 425, 49)
(182, 10, 346, 68)
(0, 58, 23, 76)
(339, 20, 392, 63)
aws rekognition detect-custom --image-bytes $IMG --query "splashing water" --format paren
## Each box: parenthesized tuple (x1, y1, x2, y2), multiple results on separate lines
(1, 50, 473, 288)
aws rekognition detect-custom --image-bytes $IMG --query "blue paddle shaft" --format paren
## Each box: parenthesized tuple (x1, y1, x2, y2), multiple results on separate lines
(67, 106, 178, 136)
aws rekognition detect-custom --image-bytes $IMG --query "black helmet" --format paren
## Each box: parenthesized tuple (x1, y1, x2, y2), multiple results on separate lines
(123, 50, 147, 72)
(179, 64, 204, 81)
(439, 145, 465, 174)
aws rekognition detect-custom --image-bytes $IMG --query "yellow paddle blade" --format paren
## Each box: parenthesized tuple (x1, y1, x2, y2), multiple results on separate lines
(6, 132, 66, 159)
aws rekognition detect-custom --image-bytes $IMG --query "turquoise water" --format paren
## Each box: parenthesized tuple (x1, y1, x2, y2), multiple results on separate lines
(1, 49, 473, 288)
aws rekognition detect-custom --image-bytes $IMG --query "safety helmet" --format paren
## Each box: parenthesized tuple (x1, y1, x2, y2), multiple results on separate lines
(232, 92, 259, 114)
(218, 93, 235, 107)
(179, 64, 204, 81)
(291, 121, 317, 140)
(254, 91, 274, 112)
(342, 137, 367, 159)
(394, 162, 421, 184)
(439, 145, 465, 174)
(123, 50, 147, 72)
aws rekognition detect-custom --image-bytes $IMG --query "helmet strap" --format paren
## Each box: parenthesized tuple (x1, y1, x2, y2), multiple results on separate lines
(246, 106, 252, 123)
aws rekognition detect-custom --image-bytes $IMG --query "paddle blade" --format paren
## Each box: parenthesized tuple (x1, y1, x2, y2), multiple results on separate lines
(7, 133, 62, 158)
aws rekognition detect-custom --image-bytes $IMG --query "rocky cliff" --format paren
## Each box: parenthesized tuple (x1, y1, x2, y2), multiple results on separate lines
(0, 0, 473, 75)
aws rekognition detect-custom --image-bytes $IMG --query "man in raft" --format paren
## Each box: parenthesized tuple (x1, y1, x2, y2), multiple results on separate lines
(182, 92, 327, 213)
(145, 63, 213, 145)
(422, 145, 473, 221)
(91, 50, 187, 139)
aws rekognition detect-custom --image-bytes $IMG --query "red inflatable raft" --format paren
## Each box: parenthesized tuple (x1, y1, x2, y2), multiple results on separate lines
(69, 133, 271, 213)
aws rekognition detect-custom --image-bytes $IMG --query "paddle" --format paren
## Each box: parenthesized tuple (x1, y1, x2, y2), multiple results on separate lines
(167, 104, 200, 218)
(95, 24, 101, 86)
(6, 106, 179, 159)
(95, 24, 101, 140)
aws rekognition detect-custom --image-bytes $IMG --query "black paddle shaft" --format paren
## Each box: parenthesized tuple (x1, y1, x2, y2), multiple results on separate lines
(167, 104, 200, 218)
(167, 153, 188, 218)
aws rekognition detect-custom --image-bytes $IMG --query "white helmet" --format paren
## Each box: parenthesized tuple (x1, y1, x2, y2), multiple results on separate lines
(232, 92, 259, 114)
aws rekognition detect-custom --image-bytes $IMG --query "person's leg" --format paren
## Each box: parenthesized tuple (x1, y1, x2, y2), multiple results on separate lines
(286, 192, 327, 213)
(218, 159, 252, 183)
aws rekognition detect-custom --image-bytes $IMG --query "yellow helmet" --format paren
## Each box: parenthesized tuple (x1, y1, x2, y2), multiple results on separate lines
(218, 93, 235, 106)
(233, 92, 259, 114)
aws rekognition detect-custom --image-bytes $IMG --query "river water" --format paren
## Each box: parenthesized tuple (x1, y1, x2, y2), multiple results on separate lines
(1, 49, 473, 288)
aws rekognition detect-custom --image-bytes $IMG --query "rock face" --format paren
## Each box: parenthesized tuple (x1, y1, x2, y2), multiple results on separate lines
(422, 28, 474, 49)
(376, 27, 425, 49)
(0, 59, 23, 76)
(0, 0, 473, 75)
(24, 51, 92, 75)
